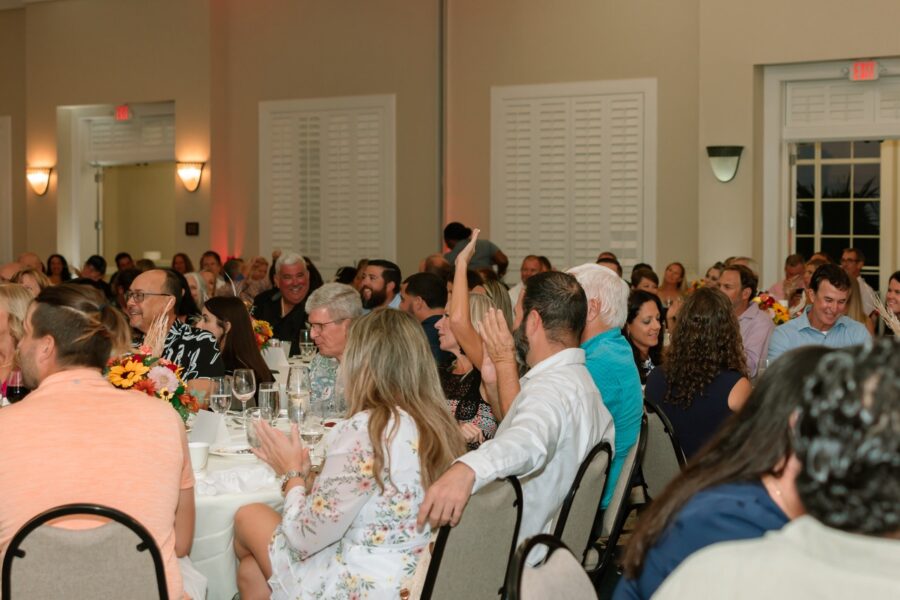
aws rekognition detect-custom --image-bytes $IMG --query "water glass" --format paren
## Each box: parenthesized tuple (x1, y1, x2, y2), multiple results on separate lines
(299, 342, 317, 362)
(244, 408, 263, 449)
(258, 385, 279, 425)
(209, 377, 232, 416)
(233, 369, 256, 416)
(286, 366, 311, 424)
(302, 397, 326, 460)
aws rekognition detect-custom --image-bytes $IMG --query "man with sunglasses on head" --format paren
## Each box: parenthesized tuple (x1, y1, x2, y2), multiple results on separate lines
(127, 268, 224, 382)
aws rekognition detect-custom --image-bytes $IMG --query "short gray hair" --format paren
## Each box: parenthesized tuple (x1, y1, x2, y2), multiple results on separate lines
(567, 263, 629, 329)
(275, 252, 306, 274)
(306, 283, 363, 321)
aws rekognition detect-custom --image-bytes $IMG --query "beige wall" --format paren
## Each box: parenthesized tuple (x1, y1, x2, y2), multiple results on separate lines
(24, 0, 211, 263)
(102, 163, 177, 265)
(213, 0, 441, 277)
(0, 8, 26, 258)
(698, 0, 900, 276)
(446, 0, 701, 274)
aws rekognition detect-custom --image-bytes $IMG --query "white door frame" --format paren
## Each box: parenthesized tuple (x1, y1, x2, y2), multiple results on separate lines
(763, 59, 900, 290)
(0, 116, 11, 263)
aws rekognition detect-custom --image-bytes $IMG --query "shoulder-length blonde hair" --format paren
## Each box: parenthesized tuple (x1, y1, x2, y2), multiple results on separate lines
(0, 283, 34, 346)
(342, 308, 466, 490)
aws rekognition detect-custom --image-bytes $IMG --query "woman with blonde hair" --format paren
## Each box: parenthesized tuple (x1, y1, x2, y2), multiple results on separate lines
(845, 277, 875, 335)
(481, 278, 514, 331)
(0, 284, 33, 399)
(10, 268, 50, 298)
(233, 309, 466, 600)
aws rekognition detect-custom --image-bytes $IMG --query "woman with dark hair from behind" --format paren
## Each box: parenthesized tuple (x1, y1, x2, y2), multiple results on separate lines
(196, 296, 274, 386)
(623, 290, 664, 384)
(304, 256, 324, 293)
(646, 287, 751, 457)
(614, 345, 833, 600)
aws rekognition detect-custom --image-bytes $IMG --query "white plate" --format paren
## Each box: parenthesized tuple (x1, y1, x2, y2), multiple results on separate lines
(210, 444, 257, 460)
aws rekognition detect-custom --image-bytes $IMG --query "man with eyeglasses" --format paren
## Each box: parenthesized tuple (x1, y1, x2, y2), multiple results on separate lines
(127, 268, 224, 382)
(840, 248, 877, 328)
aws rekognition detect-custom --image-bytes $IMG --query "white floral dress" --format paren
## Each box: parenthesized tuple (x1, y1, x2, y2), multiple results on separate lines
(268, 410, 430, 599)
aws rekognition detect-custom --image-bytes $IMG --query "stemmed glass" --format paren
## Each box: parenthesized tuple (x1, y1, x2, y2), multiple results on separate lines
(209, 377, 231, 417)
(286, 366, 311, 426)
(232, 369, 256, 417)
(301, 397, 326, 464)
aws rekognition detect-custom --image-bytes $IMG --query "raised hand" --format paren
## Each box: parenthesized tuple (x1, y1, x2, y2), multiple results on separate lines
(455, 228, 481, 266)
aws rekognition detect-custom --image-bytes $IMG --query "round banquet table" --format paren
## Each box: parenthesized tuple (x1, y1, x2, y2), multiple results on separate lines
(190, 432, 283, 600)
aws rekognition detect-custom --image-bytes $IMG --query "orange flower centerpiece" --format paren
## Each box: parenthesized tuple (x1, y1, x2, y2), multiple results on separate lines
(253, 319, 274, 350)
(753, 292, 791, 326)
(106, 345, 200, 422)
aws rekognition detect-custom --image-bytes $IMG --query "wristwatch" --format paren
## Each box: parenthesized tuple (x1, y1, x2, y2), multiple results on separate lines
(280, 470, 305, 495)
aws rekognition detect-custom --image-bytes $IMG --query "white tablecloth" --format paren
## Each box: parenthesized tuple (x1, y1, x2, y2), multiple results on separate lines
(190, 431, 282, 600)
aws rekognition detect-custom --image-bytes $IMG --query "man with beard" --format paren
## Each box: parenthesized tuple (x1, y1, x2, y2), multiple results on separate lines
(359, 259, 402, 311)
(417, 271, 614, 554)
(252, 252, 316, 357)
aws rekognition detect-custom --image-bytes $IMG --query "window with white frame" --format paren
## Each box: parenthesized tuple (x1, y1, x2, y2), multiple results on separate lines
(491, 79, 657, 281)
(259, 95, 396, 278)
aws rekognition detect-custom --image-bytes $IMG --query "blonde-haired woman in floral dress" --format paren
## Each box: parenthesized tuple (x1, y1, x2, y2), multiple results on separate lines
(234, 308, 466, 599)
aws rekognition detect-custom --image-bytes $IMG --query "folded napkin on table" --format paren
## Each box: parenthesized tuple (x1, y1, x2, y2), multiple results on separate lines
(195, 464, 278, 497)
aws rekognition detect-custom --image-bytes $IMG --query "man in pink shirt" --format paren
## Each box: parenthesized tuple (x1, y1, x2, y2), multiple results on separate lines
(0, 284, 195, 599)
(720, 265, 775, 378)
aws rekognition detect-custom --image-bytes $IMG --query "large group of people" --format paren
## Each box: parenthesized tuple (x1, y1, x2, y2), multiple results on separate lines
(0, 223, 897, 599)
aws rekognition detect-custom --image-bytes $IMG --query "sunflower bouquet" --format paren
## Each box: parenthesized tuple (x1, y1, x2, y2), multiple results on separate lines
(105, 347, 201, 422)
(252, 319, 274, 350)
(753, 292, 791, 326)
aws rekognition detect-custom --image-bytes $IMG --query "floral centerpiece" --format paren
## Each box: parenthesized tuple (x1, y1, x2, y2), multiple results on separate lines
(106, 346, 200, 423)
(753, 292, 791, 326)
(688, 278, 705, 293)
(253, 319, 274, 350)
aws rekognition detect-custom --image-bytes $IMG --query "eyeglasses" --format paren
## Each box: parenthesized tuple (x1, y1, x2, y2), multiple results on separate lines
(125, 291, 172, 303)
(308, 319, 345, 333)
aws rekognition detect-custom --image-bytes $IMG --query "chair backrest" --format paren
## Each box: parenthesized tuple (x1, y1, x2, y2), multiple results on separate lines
(506, 534, 597, 600)
(642, 401, 687, 500)
(551, 440, 611, 562)
(421, 477, 523, 600)
(2, 503, 169, 600)
(599, 415, 646, 539)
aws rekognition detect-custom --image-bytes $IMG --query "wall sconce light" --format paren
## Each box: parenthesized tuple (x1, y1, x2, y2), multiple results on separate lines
(176, 162, 205, 192)
(26, 167, 53, 196)
(706, 146, 744, 183)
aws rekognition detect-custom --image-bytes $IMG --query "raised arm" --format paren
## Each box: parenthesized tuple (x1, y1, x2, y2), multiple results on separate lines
(450, 229, 486, 369)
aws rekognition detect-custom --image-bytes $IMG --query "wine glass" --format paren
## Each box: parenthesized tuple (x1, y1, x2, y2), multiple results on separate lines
(286, 366, 310, 425)
(299, 342, 317, 363)
(301, 397, 326, 463)
(258, 384, 279, 425)
(232, 369, 256, 417)
(5, 370, 29, 404)
(209, 377, 231, 416)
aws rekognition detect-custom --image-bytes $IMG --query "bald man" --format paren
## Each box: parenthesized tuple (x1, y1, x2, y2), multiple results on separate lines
(0, 262, 24, 282)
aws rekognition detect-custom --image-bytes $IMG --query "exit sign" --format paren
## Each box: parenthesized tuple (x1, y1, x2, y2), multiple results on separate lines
(115, 104, 131, 121)
(850, 61, 879, 82)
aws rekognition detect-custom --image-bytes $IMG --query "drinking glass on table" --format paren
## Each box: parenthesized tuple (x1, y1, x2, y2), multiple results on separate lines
(301, 397, 326, 462)
(286, 366, 311, 425)
(244, 407, 263, 449)
(258, 383, 279, 425)
(232, 369, 256, 417)
(209, 377, 232, 416)
(299, 341, 317, 363)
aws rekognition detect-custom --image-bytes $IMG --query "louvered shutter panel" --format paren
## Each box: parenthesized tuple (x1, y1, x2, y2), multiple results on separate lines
(784, 76, 900, 139)
(260, 96, 395, 278)
(86, 115, 174, 164)
(492, 82, 654, 281)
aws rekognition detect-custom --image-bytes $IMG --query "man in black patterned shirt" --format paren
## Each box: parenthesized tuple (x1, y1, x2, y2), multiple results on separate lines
(127, 269, 224, 381)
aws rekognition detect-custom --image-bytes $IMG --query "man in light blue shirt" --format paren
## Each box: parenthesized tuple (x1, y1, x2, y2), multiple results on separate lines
(568, 263, 643, 510)
(768, 263, 869, 363)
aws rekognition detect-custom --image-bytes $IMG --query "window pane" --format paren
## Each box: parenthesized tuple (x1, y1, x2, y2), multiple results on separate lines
(853, 140, 881, 158)
(796, 237, 815, 261)
(796, 201, 815, 234)
(861, 273, 879, 291)
(822, 164, 850, 198)
(797, 143, 815, 160)
(820, 237, 850, 264)
(853, 164, 880, 198)
(821, 202, 850, 234)
(821, 141, 851, 159)
(853, 201, 880, 235)
(855, 238, 880, 267)
(796, 165, 815, 198)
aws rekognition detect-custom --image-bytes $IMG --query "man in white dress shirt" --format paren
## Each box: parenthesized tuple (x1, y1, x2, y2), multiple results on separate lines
(418, 271, 614, 547)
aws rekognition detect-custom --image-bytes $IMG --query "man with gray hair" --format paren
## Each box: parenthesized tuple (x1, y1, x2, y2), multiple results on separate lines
(305, 282, 364, 415)
(568, 262, 643, 509)
(252, 252, 317, 356)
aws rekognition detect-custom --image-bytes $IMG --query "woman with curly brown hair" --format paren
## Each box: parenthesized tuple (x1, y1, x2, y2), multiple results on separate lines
(645, 286, 751, 458)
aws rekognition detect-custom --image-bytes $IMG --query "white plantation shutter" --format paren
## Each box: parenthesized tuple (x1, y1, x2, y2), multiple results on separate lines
(784, 76, 900, 140)
(260, 95, 396, 278)
(492, 80, 656, 281)
(86, 114, 175, 164)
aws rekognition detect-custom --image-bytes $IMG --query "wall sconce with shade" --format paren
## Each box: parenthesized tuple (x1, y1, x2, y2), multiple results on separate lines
(26, 167, 53, 196)
(176, 162, 205, 192)
(706, 146, 744, 183)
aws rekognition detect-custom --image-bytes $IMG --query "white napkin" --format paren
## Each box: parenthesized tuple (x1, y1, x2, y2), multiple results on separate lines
(263, 345, 290, 371)
(189, 411, 231, 447)
(195, 464, 278, 497)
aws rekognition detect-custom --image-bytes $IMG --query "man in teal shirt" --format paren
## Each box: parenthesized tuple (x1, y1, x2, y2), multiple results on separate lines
(568, 263, 643, 509)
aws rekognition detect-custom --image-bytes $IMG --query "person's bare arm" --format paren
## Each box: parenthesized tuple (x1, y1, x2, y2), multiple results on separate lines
(450, 230, 486, 369)
(174, 487, 195, 557)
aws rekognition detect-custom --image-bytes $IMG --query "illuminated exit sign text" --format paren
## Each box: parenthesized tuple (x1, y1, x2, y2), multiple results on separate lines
(850, 61, 879, 82)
